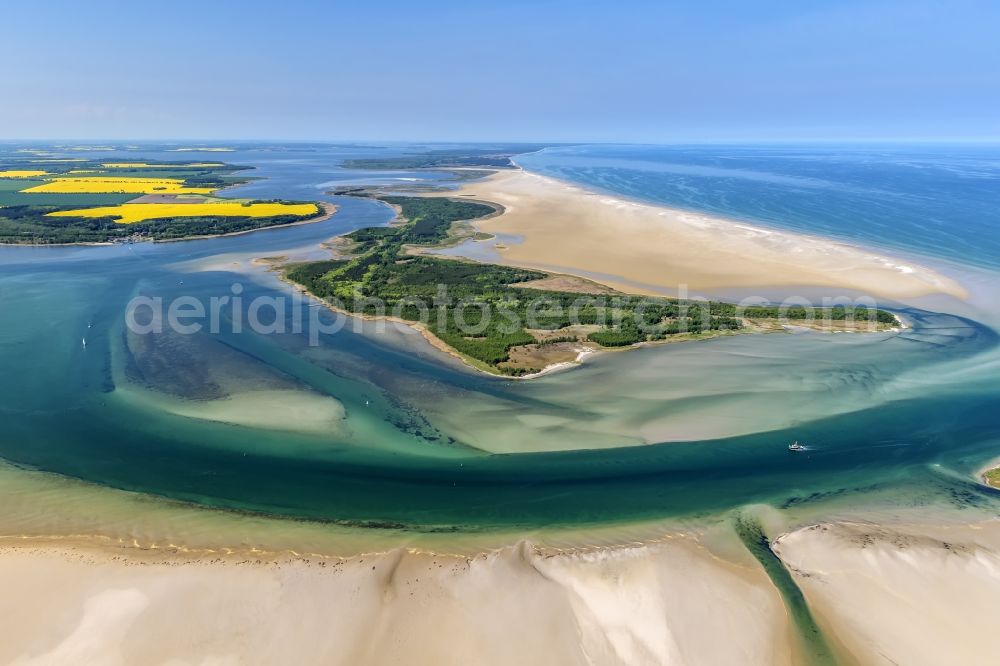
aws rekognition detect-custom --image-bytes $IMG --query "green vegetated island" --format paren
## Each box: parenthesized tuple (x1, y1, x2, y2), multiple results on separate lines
(340, 145, 554, 170)
(984, 466, 1000, 490)
(0, 156, 324, 244)
(285, 193, 898, 377)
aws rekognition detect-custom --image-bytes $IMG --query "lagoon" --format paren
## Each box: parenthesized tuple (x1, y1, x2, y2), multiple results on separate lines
(0, 144, 998, 536)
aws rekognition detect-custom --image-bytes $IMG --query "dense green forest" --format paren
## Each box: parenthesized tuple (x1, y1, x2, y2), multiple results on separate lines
(286, 195, 897, 375)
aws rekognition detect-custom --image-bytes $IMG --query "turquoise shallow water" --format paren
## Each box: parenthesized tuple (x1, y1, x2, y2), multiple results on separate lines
(0, 143, 998, 531)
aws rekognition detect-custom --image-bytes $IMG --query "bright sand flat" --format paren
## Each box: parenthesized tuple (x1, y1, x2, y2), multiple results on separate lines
(773, 519, 1000, 666)
(0, 536, 795, 666)
(5, 471, 1000, 666)
(440, 169, 967, 301)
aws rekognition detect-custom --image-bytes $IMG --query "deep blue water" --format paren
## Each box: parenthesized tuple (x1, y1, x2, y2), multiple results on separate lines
(518, 144, 1000, 270)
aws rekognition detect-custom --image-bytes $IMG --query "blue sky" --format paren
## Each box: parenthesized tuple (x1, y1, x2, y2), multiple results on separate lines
(2, 0, 997, 142)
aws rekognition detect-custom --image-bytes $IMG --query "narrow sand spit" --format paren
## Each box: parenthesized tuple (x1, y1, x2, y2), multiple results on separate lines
(437, 170, 967, 301)
(0, 537, 795, 666)
(773, 519, 1000, 666)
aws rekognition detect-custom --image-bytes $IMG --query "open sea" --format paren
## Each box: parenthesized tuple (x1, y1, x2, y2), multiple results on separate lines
(519, 144, 1000, 272)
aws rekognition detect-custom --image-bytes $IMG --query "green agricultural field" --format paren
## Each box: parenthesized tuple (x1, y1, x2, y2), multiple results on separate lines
(0, 190, 138, 207)
(0, 159, 314, 244)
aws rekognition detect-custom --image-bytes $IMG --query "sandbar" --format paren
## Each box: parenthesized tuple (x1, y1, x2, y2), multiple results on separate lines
(773, 518, 1000, 665)
(438, 169, 967, 301)
(0, 534, 794, 666)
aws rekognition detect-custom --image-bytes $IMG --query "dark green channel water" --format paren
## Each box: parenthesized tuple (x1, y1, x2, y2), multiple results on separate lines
(0, 222, 997, 531)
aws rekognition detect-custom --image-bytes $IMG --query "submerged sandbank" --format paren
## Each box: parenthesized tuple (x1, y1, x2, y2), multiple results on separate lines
(438, 170, 967, 302)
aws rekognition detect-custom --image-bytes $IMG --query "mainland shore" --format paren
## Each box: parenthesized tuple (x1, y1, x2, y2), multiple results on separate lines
(155, 200, 338, 243)
(434, 169, 968, 302)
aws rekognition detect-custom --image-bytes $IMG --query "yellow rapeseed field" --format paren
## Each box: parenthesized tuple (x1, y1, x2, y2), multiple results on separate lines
(22, 177, 216, 195)
(47, 202, 320, 225)
(0, 170, 48, 178)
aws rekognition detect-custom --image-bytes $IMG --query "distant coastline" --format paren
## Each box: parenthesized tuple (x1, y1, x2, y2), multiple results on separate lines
(0, 202, 337, 248)
(155, 201, 337, 243)
(0, 158, 328, 245)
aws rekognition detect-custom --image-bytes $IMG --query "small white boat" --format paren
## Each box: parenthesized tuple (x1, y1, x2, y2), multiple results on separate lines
(82, 337, 87, 349)
(788, 441, 805, 452)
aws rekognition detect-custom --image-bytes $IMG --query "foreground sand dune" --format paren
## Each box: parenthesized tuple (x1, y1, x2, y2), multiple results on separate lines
(0, 537, 795, 666)
(441, 170, 966, 302)
(3, 491, 1000, 665)
(774, 519, 1000, 666)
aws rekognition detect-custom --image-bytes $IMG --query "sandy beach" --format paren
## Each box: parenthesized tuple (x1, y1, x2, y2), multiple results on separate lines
(774, 518, 1000, 666)
(438, 169, 967, 302)
(6, 515, 1000, 665)
(0, 534, 795, 666)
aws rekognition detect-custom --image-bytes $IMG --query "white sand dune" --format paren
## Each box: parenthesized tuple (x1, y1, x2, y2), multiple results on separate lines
(438, 170, 967, 301)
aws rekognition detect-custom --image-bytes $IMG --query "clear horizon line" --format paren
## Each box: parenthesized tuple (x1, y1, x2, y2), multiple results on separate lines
(0, 135, 1000, 145)
(3, 137, 1000, 146)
